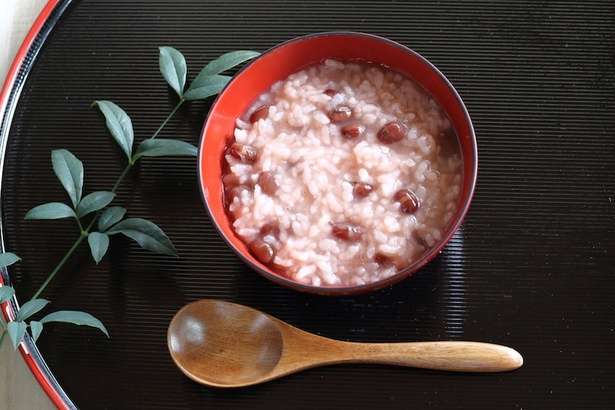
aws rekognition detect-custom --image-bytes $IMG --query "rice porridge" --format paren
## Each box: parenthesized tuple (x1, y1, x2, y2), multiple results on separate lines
(222, 59, 462, 287)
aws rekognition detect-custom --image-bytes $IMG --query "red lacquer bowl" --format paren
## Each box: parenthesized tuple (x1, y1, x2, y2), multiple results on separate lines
(198, 32, 477, 296)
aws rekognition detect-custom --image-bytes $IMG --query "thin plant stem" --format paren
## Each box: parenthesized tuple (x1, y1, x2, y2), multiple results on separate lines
(31, 98, 185, 300)
(111, 164, 131, 194)
(111, 99, 184, 194)
(76, 217, 84, 233)
(31, 233, 86, 300)
(151, 98, 184, 140)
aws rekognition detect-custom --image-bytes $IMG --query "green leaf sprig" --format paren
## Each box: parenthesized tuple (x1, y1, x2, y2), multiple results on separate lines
(0, 47, 259, 348)
(0, 253, 107, 349)
(161, 48, 259, 101)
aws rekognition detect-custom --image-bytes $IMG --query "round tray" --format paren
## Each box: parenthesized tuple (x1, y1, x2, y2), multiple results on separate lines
(1, 1, 614, 409)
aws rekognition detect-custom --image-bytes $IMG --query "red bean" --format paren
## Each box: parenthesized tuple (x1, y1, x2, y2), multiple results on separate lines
(331, 222, 363, 242)
(394, 189, 420, 214)
(249, 105, 270, 123)
(374, 252, 404, 269)
(229, 143, 258, 163)
(223, 174, 242, 205)
(249, 239, 275, 264)
(353, 182, 373, 198)
(258, 171, 278, 195)
(328, 106, 353, 123)
(222, 173, 240, 189)
(225, 186, 247, 206)
(377, 121, 407, 144)
(341, 124, 364, 139)
(374, 252, 391, 265)
(270, 262, 291, 275)
(324, 89, 337, 97)
(393, 189, 408, 201)
(259, 222, 280, 239)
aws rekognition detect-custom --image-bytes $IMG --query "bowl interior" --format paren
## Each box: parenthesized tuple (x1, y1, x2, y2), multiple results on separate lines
(199, 32, 476, 294)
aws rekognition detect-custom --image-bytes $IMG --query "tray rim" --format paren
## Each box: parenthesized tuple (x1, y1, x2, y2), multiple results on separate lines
(0, 0, 75, 408)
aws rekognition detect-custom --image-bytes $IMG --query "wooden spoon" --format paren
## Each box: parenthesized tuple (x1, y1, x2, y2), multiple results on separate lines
(167, 299, 523, 388)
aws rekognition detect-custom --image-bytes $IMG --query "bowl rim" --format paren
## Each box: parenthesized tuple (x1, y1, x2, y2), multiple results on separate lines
(197, 31, 478, 296)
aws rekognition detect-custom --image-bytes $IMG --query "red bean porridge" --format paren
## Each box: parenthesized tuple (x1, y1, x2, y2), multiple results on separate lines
(222, 59, 462, 286)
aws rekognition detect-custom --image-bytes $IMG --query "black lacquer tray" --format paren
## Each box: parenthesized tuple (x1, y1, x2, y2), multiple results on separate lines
(1, 1, 614, 408)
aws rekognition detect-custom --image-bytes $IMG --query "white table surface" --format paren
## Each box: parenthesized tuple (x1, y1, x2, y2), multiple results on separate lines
(1, 1, 56, 409)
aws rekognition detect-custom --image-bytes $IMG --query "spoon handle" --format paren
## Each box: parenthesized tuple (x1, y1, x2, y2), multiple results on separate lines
(340, 341, 523, 372)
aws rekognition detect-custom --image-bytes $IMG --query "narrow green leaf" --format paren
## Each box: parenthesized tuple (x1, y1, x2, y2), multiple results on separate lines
(134, 139, 198, 160)
(51, 149, 83, 208)
(194, 50, 260, 80)
(40, 310, 109, 337)
(16, 299, 49, 321)
(93, 100, 134, 159)
(98, 206, 126, 232)
(0, 252, 20, 268)
(108, 218, 177, 256)
(25, 202, 76, 220)
(29, 321, 43, 343)
(88, 232, 109, 264)
(7, 321, 27, 349)
(76, 191, 115, 218)
(159, 46, 187, 97)
(183, 75, 231, 101)
(0, 286, 15, 303)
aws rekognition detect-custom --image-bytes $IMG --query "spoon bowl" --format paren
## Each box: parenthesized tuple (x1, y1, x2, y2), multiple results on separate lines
(168, 300, 284, 387)
(168, 300, 523, 388)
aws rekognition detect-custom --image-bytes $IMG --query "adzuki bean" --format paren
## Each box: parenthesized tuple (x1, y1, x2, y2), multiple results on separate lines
(249, 239, 275, 264)
(341, 124, 364, 139)
(331, 222, 363, 241)
(328, 106, 353, 123)
(377, 121, 407, 144)
(257, 171, 278, 195)
(394, 189, 420, 214)
(249, 105, 270, 123)
(353, 182, 373, 198)
(229, 143, 258, 163)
